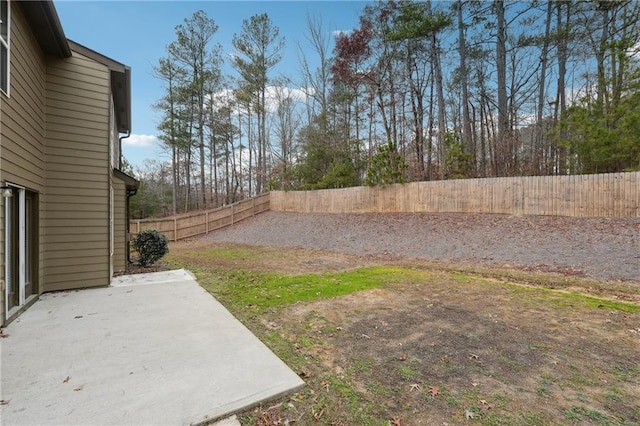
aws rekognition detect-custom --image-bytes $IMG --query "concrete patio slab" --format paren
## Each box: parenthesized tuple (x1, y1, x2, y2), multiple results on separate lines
(0, 269, 304, 425)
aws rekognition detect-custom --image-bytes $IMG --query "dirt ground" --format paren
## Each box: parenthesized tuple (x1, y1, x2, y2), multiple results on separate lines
(184, 211, 640, 424)
(168, 235, 640, 425)
(203, 211, 640, 282)
(282, 286, 639, 424)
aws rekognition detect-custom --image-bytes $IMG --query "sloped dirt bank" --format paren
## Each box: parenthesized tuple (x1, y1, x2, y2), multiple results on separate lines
(202, 211, 639, 282)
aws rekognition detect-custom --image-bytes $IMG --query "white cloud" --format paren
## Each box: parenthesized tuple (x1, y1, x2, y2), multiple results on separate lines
(208, 85, 310, 115)
(266, 85, 308, 101)
(124, 134, 157, 148)
(263, 86, 309, 113)
(627, 41, 640, 59)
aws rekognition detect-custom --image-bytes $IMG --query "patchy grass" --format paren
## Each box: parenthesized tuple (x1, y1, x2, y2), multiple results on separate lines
(215, 266, 422, 311)
(181, 264, 421, 314)
(167, 242, 640, 425)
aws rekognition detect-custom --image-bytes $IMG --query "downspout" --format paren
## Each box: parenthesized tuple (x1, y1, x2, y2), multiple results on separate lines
(118, 131, 130, 170)
(125, 185, 138, 264)
(118, 131, 135, 264)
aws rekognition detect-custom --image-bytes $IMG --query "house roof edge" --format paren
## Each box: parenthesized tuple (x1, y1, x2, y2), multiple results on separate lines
(68, 40, 132, 134)
(18, 0, 71, 58)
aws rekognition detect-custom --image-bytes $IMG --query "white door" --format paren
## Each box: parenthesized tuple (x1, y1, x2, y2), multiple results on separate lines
(5, 185, 36, 315)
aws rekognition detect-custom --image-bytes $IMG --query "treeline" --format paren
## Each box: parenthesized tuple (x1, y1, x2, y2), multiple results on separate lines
(131, 0, 640, 219)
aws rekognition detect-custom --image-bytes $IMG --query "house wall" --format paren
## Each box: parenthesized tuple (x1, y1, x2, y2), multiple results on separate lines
(0, 185, 3, 325)
(43, 49, 111, 292)
(112, 176, 126, 274)
(0, 3, 47, 324)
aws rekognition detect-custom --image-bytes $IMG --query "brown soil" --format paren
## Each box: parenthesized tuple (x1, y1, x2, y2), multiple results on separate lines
(202, 211, 640, 282)
(277, 280, 639, 425)
(168, 212, 640, 425)
(168, 243, 639, 425)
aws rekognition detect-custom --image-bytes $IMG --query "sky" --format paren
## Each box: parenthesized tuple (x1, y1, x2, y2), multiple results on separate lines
(53, 1, 369, 170)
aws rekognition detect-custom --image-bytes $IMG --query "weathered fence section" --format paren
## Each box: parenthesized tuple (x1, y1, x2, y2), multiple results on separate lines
(130, 193, 270, 242)
(131, 173, 638, 242)
(270, 172, 639, 217)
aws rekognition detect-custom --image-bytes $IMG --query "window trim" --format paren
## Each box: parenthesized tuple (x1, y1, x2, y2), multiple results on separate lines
(0, 0, 10, 96)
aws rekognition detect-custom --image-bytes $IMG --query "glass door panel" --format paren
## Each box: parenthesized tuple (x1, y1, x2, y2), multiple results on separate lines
(5, 191, 19, 310)
(4, 186, 37, 315)
(24, 192, 36, 298)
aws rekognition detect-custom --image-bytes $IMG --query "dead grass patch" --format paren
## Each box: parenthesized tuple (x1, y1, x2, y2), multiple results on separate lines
(168, 241, 640, 425)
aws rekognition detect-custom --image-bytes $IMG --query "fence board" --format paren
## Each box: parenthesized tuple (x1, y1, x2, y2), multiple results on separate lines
(134, 172, 638, 244)
(130, 193, 270, 242)
(271, 172, 639, 218)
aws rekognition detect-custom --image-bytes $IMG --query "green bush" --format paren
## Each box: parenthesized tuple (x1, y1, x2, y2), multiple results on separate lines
(133, 230, 169, 266)
(364, 139, 408, 186)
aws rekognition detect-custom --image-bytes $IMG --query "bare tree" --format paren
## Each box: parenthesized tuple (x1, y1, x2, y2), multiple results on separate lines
(232, 13, 285, 194)
(298, 14, 332, 119)
(168, 11, 222, 208)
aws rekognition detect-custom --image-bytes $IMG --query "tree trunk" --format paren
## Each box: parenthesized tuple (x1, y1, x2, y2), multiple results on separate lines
(198, 91, 206, 208)
(427, 66, 435, 180)
(408, 48, 425, 179)
(457, 1, 474, 174)
(172, 145, 178, 215)
(495, 0, 509, 177)
(535, 0, 553, 175)
(247, 104, 253, 196)
(555, 0, 569, 175)
(225, 108, 232, 205)
(596, 3, 609, 114)
(433, 33, 447, 176)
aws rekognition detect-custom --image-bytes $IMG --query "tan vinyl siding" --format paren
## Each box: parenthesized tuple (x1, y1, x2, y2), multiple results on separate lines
(0, 5, 46, 189)
(112, 177, 126, 273)
(0, 182, 4, 325)
(43, 49, 111, 292)
(109, 98, 118, 169)
(0, 4, 47, 324)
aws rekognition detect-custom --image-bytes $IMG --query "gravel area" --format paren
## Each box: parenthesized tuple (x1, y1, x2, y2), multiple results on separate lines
(203, 211, 640, 282)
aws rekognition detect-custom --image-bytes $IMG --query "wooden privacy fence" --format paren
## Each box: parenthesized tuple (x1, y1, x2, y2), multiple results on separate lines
(130, 172, 638, 242)
(130, 193, 270, 242)
(270, 171, 639, 217)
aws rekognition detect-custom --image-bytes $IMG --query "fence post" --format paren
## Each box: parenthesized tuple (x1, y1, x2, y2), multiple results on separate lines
(253, 197, 256, 216)
(231, 204, 234, 225)
(174, 217, 177, 242)
(206, 211, 209, 234)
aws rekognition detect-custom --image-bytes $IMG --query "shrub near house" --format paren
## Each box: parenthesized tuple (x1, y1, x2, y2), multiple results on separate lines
(133, 230, 169, 266)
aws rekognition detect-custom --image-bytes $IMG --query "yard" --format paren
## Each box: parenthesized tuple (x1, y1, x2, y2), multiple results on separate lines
(166, 238, 640, 426)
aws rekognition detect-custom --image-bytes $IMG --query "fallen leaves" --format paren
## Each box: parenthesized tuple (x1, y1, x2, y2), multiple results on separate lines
(297, 369, 310, 378)
(0, 399, 10, 405)
(254, 406, 286, 426)
(428, 386, 440, 396)
(408, 383, 421, 392)
(479, 399, 492, 410)
(461, 401, 490, 421)
(62, 376, 70, 384)
(251, 400, 299, 425)
(312, 406, 324, 421)
(73, 384, 84, 392)
(0, 329, 8, 338)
